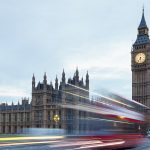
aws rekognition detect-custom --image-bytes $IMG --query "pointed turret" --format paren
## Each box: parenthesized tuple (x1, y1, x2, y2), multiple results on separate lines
(138, 7, 147, 29)
(62, 69, 66, 83)
(43, 72, 47, 91)
(43, 72, 47, 84)
(75, 67, 79, 82)
(32, 73, 35, 81)
(133, 8, 149, 47)
(55, 75, 58, 90)
(32, 74, 35, 90)
(50, 81, 53, 91)
(81, 77, 83, 83)
(86, 71, 89, 89)
(81, 77, 84, 86)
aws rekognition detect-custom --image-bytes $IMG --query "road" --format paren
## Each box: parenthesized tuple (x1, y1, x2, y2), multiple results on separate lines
(131, 138, 150, 150)
(0, 138, 150, 150)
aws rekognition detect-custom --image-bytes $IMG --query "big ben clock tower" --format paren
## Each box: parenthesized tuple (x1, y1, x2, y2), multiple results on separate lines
(132, 8, 150, 107)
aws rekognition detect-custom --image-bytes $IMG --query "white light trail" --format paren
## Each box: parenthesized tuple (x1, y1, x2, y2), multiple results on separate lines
(67, 83, 133, 108)
(74, 141, 125, 149)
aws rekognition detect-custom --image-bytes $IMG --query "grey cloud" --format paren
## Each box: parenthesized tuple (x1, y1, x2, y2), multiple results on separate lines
(0, 0, 149, 102)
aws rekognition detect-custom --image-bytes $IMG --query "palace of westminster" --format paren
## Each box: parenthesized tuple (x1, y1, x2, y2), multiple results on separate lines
(1, 9, 150, 134)
(0, 69, 89, 134)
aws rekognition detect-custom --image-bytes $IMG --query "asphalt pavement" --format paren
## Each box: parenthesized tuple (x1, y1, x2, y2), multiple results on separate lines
(1, 138, 150, 150)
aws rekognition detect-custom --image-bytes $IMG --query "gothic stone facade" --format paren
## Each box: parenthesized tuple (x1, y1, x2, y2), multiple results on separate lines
(131, 9, 150, 109)
(0, 69, 89, 134)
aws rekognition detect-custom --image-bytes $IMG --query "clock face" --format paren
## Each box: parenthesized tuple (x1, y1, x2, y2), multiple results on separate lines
(135, 53, 146, 64)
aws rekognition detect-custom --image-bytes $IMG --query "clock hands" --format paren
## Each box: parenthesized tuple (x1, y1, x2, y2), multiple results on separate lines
(135, 53, 146, 64)
(138, 57, 141, 63)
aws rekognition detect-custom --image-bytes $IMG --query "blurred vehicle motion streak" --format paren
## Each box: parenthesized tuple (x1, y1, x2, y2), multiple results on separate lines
(0, 84, 148, 149)
(59, 84, 148, 149)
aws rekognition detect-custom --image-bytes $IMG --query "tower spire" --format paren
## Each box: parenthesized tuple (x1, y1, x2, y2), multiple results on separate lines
(32, 73, 35, 81)
(43, 72, 47, 85)
(55, 75, 58, 90)
(62, 69, 66, 83)
(75, 67, 79, 82)
(133, 8, 149, 47)
(32, 73, 35, 90)
(86, 71, 89, 89)
(138, 6, 147, 29)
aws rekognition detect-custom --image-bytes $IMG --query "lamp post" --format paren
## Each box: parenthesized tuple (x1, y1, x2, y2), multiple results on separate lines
(53, 114, 60, 123)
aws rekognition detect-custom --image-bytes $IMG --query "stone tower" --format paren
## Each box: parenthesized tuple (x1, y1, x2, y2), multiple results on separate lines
(132, 8, 150, 107)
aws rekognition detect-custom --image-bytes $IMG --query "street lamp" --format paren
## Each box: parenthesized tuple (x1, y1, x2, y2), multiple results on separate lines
(53, 114, 60, 123)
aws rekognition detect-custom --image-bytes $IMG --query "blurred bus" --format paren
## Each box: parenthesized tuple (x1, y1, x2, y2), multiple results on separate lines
(59, 85, 148, 149)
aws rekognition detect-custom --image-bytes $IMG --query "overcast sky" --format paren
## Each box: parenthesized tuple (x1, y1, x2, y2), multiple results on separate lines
(0, 0, 150, 104)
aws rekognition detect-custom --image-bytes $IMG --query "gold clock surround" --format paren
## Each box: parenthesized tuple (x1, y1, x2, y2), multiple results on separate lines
(135, 53, 146, 64)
